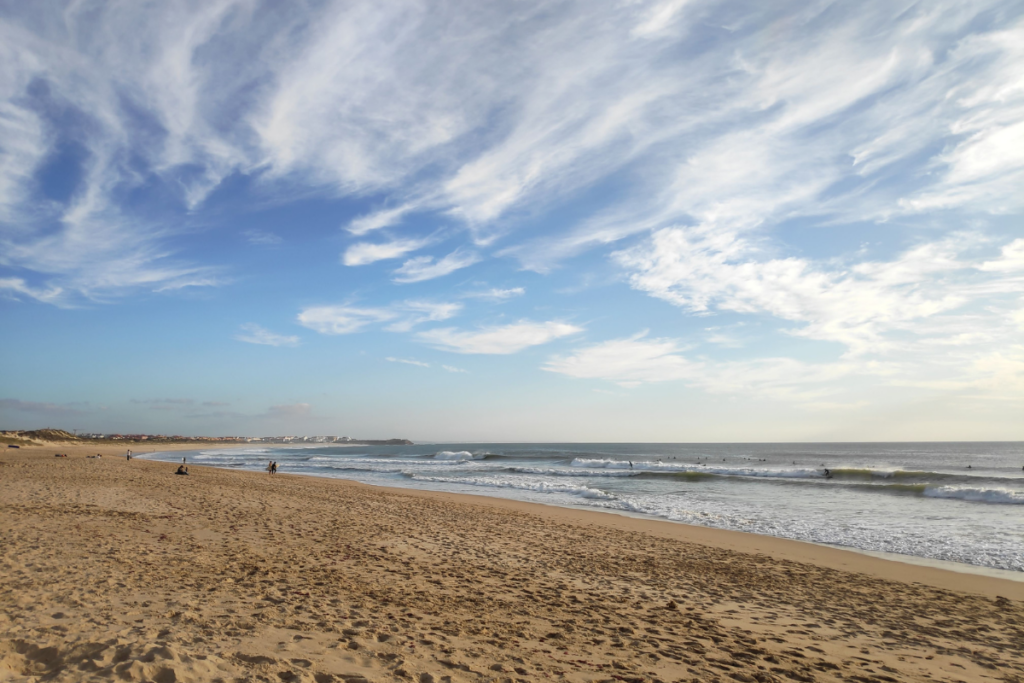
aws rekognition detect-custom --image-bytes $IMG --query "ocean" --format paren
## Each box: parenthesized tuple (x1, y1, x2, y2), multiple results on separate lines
(141, 441, 1024, 574)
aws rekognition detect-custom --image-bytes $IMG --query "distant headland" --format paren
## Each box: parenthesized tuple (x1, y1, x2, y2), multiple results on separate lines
(0, 429, 413, 447)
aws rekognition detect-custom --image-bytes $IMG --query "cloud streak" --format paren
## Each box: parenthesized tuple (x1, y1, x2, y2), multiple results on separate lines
(0, 398, 89, 417)
(2, 1, 1021, 303)
(297, 299, 462, 335)
(392, 249, 480, 283)
(418, 320, 582, 354)
(343, 237, 433, 266)
(235, 323, 300, 347)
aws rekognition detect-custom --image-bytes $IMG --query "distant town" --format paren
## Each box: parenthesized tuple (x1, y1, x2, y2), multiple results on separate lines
(77, 434, 377, 443)
(0, 429, 412, 446)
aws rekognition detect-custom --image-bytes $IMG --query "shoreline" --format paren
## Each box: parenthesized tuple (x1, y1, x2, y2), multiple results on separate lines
(2, 446, 1022, 682)
(140, 444, 1024, 595)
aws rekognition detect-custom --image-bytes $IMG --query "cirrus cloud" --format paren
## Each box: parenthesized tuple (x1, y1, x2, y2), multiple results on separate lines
(417, 320, 583, 354)
(235, 323, 300, 347)
(392, 248, 480, 283)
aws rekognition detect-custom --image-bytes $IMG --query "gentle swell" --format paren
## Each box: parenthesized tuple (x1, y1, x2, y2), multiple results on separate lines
(923, 486, 1024, 505)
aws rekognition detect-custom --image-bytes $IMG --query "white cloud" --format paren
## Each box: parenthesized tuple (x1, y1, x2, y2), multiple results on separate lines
(298, 299, 461, 335)
(0, 3, 251, 301)
(631, 0, 691, 38)
(297, 305, 396, 335)
(1, 1, 1022, 318)
(386, 357, 430, 368)
(347, 204, 416, 235)
(442, 364, 468, 373)
(704, 326, 744, 348)
(544, 331, 861, 401)
(343, 237, 433, 266)
(544, 332, 697, 386)
(463, 287, 525, 301)
(385, 300, 463, 332)
(613, 227, 1022, 356)
(417, 320, 582, 354)
(235, 323, 300, 347)
(0, 277, 64, 305)
(979, 239, 1024, 273)
(392, 248, 480, 283)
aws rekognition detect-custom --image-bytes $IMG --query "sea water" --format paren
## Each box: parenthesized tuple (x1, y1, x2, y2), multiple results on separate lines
(141, 442, 1024, 573)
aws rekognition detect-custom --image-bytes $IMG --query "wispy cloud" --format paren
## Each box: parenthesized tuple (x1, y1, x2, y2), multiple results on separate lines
(386, 357, 430, 368)
(544, 332, 861, 401)
(343, 236, 433, 266)
(418, 320, 583, 354)
(384, 357, 468, 373)
(347, 204, 417, 236)
(392, 248, 480, 283)
(615, 227, 1024, 356)
(298, 299, 461, 335)
(979, 239, 1024, 273)
(0, 3, 249, 302)
(544, 332, 698, 387)
(130, 398, 195, 411)
(244, 230, 283, 246)
(384, 301, 463, 332)
(1, 1, 1022, 421)
(184, 402, 311, 421)
(0, 398, 89, 417)
(2, 2, 1020, 306)
(0, 277, 64, 305)
(235, 323, 300, 347)
(297, 305, 397, 335)
(264, 403, 312, 419)
(463, 286, 525, 301)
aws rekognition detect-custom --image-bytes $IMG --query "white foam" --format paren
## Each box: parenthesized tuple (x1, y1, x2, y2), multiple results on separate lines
(570, 457, 822, 479)
(433, 450, 484, 461)
(923, 486, 1024, 505)
(410, 474, 616, 500)
(512, 466, 637, 478)
(308, 455, 371, 462)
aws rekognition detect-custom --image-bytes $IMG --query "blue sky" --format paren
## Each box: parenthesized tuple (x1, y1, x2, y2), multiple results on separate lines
(1, 0, 1022, 441)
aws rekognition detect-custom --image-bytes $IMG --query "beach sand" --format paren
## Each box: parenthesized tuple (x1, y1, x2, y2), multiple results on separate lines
(1, 445, 1021, 683)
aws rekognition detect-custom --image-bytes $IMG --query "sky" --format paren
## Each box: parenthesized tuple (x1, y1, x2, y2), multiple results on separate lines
(1, 0, 1023, 442)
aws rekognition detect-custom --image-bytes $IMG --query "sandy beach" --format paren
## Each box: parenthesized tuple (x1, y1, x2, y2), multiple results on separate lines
(1, 445, 1021, 683)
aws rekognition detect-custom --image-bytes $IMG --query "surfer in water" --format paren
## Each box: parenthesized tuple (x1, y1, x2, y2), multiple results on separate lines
(823, 468, 832, 479)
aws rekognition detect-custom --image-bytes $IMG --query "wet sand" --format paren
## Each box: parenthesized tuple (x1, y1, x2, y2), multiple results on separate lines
(1, 445, 1022, 683)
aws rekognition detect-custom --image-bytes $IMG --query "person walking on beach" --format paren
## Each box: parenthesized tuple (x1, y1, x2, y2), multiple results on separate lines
(271, 461, 278, 475)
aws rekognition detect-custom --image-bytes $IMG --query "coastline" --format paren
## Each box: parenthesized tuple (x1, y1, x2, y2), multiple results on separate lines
(142, 444, 1024, 595)
(344, 483, 1024, 600)
(2, 445, 1022, 682)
